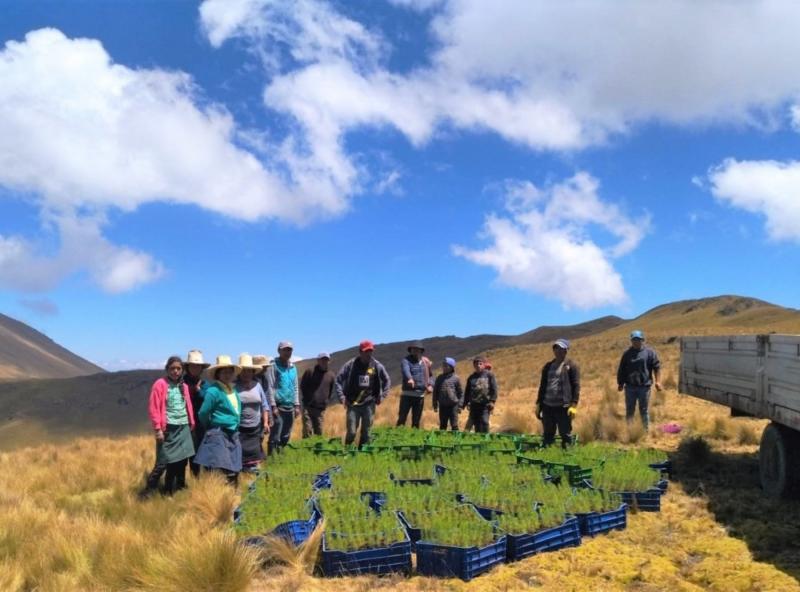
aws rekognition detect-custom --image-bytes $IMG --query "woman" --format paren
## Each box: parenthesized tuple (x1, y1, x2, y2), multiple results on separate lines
(141, 355, 196, 497)
(184, 349, 210, 478)
(194, 355, 242, 486)
(236, 353, 271, 473)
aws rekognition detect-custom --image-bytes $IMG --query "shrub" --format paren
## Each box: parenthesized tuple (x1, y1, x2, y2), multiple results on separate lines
(678, 435, 711, 465)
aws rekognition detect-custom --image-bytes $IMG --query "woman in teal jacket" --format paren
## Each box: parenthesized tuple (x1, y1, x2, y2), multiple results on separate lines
(194, 355, 242, 485)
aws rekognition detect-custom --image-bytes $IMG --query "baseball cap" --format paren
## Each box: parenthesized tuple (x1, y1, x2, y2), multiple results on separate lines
(630, 330, 644, 340)
(277, 341, 294, 351)
(553, 338, 570, 350)
(318, 352, 331, 359)
(359, 340, 375, 352)
(444, 357, 456, 368)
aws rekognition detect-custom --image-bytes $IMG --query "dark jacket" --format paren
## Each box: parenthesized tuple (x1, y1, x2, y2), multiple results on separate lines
(617, 347, 661, 388)
(335, 357, 391, 406)
(300, 365, 336, 409)
(433, 372, 464, 409)
(401, 355, 433, 396)
(536, 358, 580, 407)
(464, 370, 498, 407)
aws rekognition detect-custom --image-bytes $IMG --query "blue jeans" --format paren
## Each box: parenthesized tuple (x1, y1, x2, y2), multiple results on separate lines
(624, 386, 651, 430)
(345, 403, 375, 448)
(269, 408, 295, 452)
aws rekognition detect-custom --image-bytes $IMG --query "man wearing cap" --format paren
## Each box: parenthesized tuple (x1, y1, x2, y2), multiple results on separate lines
(300, 352, 337, 437)
(463, 356, 498, 433)
(536, 339, 580, 448)
(617, 330, 662, 431)
(433, 357, 464, 431)
(396, 341, 434, 429)
(335, 340, 391, 448)
(265, 341, 300, 453)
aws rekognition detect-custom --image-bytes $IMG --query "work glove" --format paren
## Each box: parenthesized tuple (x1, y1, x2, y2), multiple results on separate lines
(567, 406, 577, 419)
(535, 404, 543, 421)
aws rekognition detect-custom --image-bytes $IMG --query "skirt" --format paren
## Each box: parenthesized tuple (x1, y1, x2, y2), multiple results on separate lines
(239, 424, 265, 464)
(194, 427, 242, 473)
(155, 423, 195, 465)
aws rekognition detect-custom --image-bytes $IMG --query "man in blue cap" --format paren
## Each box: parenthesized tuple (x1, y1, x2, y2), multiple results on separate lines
(617, 330, 662, 431)
(432, 357, 464, 431)
(536, 339, 580, 448)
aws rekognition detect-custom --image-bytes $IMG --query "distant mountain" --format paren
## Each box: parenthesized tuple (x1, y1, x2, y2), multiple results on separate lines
(2, 295, 798, 450)
(0, 313, 104, 381)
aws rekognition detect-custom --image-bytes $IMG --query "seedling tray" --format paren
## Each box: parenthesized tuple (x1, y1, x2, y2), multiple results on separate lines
(575, 503, 627, 536)
(416, 535, 507, 581)
(321, 523, 412, 577)
(615, 489, 662, 512)
(505, 516, 581, 561)
(272, 508, 321, 546)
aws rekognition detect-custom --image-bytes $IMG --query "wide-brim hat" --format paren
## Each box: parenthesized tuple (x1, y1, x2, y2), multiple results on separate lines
(204, 354, 241, 379)
(184, 349, 210, 368)
(252, 354, 273, 369)
(236, 353, 262, 374)
(407, 340, 425, 353)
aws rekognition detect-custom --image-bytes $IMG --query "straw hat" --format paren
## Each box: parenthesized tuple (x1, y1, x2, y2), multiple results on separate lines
(184, 349, 210, 368)
(252, 354, 273, 368)
(204, 354, 241, 379)
(237, 353, 262, 374)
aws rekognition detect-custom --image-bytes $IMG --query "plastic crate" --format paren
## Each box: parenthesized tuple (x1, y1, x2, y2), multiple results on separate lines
(656, 478, 669, 492)
(271, 507, 321, 546)
(471, 503, 503, 521)
(575, 503, 627, 536)
(360, 491, 387, 512)
(505, 516, 581, 561)
(396, 510, 422, 548)
(416, 535, 507, 581)
(615, 489, 662, 512)
(649, 460, 672, 478)
(320, 528, 412, 577)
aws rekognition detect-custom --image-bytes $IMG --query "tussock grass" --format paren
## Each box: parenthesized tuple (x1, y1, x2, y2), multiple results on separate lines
(736, 422, 761, 446)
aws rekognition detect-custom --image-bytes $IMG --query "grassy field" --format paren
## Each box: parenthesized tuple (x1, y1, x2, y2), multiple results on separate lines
(2, 296, 800, 590)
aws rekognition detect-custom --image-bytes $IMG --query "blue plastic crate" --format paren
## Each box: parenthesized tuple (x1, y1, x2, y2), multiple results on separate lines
(471, 503, 504, 521)
(321, 528, 412, 577)
(656, 478, 669, 493)
(575, 503, 627, 536)
(271, 507, 321, 546)
(360, 491, 387, 513)
(616, 488, 662, 512)
(649, 460, 672, 478)
(505, 516, 581, 561)
(396, 510, 422, 548)
(416, 535, 507, 581)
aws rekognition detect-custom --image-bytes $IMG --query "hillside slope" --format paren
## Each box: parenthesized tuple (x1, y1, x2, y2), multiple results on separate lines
(0, 313, 103, 380)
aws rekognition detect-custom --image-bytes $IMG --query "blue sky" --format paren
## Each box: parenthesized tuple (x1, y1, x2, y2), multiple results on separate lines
(1, 1, 800, 369)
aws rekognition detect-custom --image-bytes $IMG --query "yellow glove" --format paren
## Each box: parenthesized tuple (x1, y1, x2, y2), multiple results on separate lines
(567, 406, 577, 419)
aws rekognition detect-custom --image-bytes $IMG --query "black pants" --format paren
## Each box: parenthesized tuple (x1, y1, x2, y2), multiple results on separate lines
(469, 403, 491, 433)
(542, 404, 573, 448)
(396, 394, 424, 428)
(145, 459, 188, 494)
(438, 405, 459, 430)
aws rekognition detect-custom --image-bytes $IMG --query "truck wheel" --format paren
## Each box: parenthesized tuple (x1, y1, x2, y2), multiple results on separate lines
(759, 423, 800, 498)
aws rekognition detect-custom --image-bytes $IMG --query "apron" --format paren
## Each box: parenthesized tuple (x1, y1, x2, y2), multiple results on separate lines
(194, 427, 243, 473)
(155, 424, 195, 465)
(239, 424, 264, 464)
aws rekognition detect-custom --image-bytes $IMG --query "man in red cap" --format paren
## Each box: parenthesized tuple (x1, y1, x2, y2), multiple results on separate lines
(335, 340, 391, 448)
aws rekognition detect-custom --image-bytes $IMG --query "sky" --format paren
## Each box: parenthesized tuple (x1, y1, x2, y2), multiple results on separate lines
(1, 0, 800, 370)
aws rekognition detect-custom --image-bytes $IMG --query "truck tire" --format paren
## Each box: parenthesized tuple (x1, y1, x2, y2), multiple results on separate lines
(759, 423, 800, 498)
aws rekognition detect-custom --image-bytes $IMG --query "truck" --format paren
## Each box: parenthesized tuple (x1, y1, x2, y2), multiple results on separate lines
(679, 334, 800, 498)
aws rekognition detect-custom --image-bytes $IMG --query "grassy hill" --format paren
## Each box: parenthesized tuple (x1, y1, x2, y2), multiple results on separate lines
(0, 312, 103, 380)
(1, 294, 799, 591)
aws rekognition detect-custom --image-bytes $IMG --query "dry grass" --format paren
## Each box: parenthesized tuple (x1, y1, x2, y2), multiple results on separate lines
(2, 302, 800, 590)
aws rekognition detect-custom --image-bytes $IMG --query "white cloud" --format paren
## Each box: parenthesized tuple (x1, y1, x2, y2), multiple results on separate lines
(708, 158, 800, 242)
(0, 27, 361, 293)
(453, 173, 647, 309)
(201, 0, 800, 164)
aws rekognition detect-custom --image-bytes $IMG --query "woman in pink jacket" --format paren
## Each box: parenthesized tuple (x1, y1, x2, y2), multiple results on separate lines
(140, 355, 196, 498)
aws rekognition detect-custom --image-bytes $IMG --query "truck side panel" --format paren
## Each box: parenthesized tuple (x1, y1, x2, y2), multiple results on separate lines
(679, 334, 800, 431)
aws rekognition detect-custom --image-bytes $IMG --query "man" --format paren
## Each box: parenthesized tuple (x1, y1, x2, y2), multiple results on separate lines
(336, 340, 391, 448)
(463, 356, 498, 433)
(617, 330, 662, 431)
(397, 341, 433, 429)
(432, 357, 463, 431)
(535, 339, 580, 448)
(300, 352, 336, 437)
(265, 341, 300, 453)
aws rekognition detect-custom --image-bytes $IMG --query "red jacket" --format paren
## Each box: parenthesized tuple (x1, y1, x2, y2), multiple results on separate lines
(148, 377, 195, 431)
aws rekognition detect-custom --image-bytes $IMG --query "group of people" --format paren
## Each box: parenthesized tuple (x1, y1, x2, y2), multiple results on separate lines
(141, 331, 661, 495)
